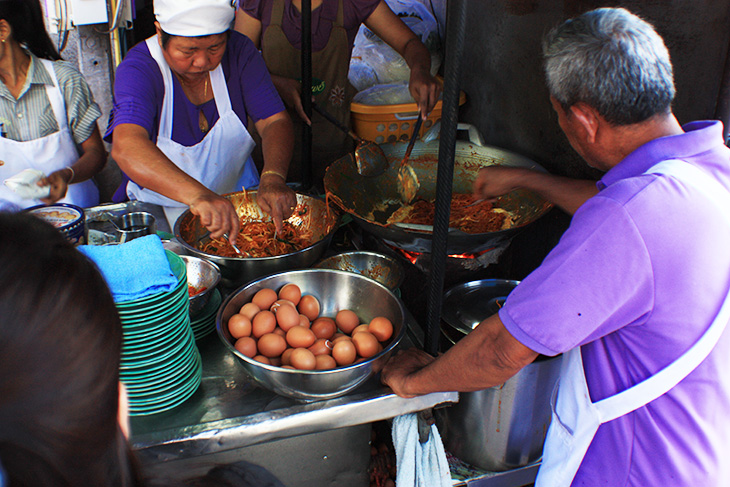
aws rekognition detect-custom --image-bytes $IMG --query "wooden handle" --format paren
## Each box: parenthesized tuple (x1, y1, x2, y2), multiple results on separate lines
(312, 103, 361, 142)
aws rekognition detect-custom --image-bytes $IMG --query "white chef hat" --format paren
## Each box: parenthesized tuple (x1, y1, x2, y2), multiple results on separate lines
(154, 0, 235, 37)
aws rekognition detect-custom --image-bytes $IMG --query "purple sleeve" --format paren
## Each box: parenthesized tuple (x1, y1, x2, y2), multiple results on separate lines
(240, 0, 265, 21)
(103, 41, 162, 142)
(344, 0, 381, 29)
(226, 32, 285, 123)
(498, 195, 654, 356)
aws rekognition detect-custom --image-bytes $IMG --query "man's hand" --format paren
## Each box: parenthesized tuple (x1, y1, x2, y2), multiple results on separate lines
(189, 191, 240, 240)
(257, 172, 297, 233)
(272, 75, 311, 126)
(380, 348, 436, 398)
(473, 166, 528, 202)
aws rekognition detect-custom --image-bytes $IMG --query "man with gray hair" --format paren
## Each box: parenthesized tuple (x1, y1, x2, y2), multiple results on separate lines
(382, 7, 730, 486)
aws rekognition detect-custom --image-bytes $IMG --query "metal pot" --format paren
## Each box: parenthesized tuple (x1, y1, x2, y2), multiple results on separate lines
(174, 191, 340, 288)
(323, 125, 553, 254)
(435, 279, 562, 472)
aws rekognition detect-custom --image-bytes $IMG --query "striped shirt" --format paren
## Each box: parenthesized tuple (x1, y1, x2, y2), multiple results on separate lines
(0, 52, 101, 144)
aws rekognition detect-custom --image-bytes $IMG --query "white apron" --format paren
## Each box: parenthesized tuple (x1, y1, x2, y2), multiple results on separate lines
(0, 59, 99, 209)
(536, 159, 730, 486)
(127, 36, 259, 228)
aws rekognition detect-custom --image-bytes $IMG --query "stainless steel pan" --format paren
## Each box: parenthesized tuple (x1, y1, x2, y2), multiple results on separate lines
(324, 125, 553, 254)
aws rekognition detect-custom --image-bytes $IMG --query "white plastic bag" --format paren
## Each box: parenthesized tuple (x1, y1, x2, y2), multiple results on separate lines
(4, 168, 51, 200)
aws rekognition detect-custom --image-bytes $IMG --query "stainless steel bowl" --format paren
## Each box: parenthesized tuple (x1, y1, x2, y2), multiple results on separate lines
(174, 191, 340, 288)
(216, 269, 406, 401)
(181, 255, 221, 314)
(314, 251, 404, 291)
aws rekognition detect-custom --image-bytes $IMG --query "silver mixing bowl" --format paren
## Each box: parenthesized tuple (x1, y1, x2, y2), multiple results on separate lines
(174, 191, 340, 288)
(314, 251, 404, 291)
(216, 269, 406, 401)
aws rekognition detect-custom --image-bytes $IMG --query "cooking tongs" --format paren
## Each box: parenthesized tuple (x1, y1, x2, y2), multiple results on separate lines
(312, 103, 388, 177)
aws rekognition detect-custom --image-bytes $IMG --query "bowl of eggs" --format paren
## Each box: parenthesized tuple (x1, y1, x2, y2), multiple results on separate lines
(216, 269, 406, 401)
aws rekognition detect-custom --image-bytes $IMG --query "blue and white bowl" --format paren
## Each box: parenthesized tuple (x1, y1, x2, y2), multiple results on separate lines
(27, 203, 86, 245)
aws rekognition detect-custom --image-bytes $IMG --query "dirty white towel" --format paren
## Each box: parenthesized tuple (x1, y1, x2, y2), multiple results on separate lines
(392, 413, 451, 487)
(4, 169, 50, 200)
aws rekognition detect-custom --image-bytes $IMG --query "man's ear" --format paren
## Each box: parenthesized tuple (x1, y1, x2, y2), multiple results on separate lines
(569, 102, 599, 144)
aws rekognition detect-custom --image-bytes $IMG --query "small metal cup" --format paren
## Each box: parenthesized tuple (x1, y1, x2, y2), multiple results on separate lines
(117, 212, 156, 243)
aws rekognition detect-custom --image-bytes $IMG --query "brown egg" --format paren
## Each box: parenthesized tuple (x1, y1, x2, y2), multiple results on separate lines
(239, 302, 261, 321)
(368, 317, 394, 342)
(298, 314, 311, 328)
(257, 333, 287, 358)
(276, 303, 301, 331)
(332, 334, 352, 344)
(332, 332, 347, 341)
(335, 309, 360, 335)
(278, 283, 302, 306)
(351, 324, 370, 335)
(315, 354, 337, 370)
(272, 327, 286, 336)
(282, 365, 296, 370)
(270, 299, 296, 313)
(289, 348, 317, 370)
(352, 331, 379, 358)
(308, 338, 333, 356)
(286, 325, 316, 349)
(228, 314, 252, 339)
(332, 339, 357, 366)
(281, 347, 294, 366)
(269, 356, 282, 367)
(234, 336, 257, 358)
(253, 355, 271, 365)
(252, 310, 277, 338)
(252, 288, 278, 310)
(298, 294, 321, 321)
(311, 317, 336, 339)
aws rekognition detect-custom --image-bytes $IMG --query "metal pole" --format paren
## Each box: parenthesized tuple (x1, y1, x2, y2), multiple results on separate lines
(424, 0, 467, 355)
(301, 0, 313, 189)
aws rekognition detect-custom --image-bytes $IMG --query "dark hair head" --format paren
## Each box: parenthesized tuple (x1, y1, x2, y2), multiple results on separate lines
(543, 7, 675, 125)
(0, 0, 61, 60)
(0, 212, 142, 486)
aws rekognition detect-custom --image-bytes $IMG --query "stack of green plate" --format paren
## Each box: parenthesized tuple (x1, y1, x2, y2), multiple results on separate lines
(189, 288, 222, 340)
(117, 250, 202, 416)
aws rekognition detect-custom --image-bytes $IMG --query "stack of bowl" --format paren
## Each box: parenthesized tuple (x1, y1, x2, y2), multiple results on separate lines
(116, 250, 202, 416)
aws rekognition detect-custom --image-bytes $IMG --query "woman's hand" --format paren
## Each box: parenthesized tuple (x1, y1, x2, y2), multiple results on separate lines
(256, 172, 297, 234)
(38, 167, 72, 204)
(189, 191, 240, 240)
(271, 75, 311, 126)
(409, 66, 442, 119)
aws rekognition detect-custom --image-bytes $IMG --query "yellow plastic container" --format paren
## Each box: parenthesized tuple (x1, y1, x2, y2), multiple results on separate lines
(350, 90, 467, 144)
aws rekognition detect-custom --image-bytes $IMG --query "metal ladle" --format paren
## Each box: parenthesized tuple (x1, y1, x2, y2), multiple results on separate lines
(397, 114, 423, 204)
(312, 103, 388, 177)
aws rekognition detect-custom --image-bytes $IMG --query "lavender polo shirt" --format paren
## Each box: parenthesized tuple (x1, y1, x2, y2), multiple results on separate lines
(500, 121, 730, 485)
(104, 31, 284, 146)
(240, 0, 380, 54)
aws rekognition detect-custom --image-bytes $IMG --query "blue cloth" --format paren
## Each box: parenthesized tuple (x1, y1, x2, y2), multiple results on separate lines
(392, 413, 451, 487)
(78, 234, 178, 303)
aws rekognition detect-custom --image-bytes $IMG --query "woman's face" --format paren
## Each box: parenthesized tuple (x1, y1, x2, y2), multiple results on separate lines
(156, 24, 227, 82)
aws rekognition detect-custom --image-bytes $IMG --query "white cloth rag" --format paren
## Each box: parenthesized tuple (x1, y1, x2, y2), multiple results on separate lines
(4, 168, 50, 200)
(392, 413, 451, 487)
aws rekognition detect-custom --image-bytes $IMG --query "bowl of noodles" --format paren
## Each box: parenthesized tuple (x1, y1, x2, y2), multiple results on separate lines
(174, 190, 340, 288)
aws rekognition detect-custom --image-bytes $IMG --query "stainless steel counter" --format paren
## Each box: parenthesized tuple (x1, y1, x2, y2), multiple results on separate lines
(129, 309, 457, 467)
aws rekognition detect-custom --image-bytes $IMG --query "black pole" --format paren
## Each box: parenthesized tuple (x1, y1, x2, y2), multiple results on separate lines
(301, 0, 313, 189)
(424, 0, 467, 356)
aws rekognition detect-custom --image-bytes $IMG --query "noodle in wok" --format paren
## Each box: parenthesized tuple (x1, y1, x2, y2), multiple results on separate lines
(200, 220, 314, 258)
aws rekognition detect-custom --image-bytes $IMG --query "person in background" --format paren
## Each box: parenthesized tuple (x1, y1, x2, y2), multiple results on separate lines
(0, 212, 142, 486)
(235, 0, 442, 187)
(0, 0, 106, 209)
(107, 0, 296, 238)
(382, 7, 730, 486)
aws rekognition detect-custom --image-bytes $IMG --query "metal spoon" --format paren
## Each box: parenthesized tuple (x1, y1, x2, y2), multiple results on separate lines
(312, 102, 388, 177)
(397, 114, 423, 204)
(223, 233, 244, 256)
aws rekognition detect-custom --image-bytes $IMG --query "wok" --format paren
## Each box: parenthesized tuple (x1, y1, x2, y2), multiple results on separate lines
(174, 191, 340, 288)
(324, 127, 553, 254)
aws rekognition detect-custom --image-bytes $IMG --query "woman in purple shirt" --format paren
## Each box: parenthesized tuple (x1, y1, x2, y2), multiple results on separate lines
(236, 0, 441, 186)
(107, 0, 296, 238)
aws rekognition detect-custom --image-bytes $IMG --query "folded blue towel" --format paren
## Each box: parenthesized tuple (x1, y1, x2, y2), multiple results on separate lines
(78, 234, 178, 303)
(392, 413, 452, 487)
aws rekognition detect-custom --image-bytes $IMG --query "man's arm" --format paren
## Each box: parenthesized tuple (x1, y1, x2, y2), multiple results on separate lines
(381, 313, 539, 397)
